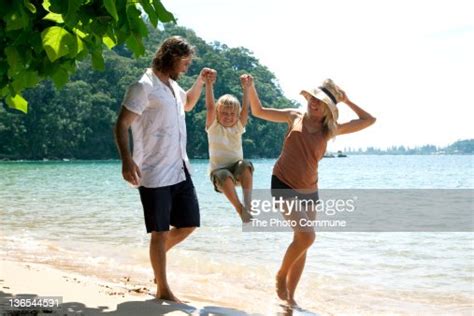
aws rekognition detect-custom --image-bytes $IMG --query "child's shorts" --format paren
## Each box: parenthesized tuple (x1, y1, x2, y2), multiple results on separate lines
(210, 160, 254, 192)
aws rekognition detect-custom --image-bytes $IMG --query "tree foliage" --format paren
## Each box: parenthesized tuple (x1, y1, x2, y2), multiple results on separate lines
(0, 0, 175, 113)
(0, 24, 298, 159)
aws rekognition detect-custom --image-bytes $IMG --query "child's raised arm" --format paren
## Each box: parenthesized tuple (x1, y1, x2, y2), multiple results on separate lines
(240, 74, 250, 126)
(205, 69, 217, 129)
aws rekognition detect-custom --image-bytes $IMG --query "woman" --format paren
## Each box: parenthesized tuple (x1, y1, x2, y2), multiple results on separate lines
(246, 75, 376, 306)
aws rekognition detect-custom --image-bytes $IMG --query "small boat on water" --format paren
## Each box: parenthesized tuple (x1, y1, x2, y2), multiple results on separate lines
(323, 151, 348, 158)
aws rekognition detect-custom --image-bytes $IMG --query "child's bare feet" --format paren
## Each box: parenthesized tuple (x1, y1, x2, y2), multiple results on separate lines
(276, 272, 288, 300)
(237, 205, 252, 223)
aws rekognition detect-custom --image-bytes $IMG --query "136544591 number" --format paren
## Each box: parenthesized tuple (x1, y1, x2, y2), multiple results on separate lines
(1, 296, 62, 311)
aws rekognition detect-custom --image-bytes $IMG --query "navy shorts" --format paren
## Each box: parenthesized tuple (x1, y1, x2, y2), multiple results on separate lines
(271, 175, 319, 202)
(138, 166, 200, 233)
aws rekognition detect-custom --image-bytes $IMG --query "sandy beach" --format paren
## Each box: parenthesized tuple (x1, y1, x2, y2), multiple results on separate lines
(0, 259, 262, 316)
(2, 257, 473, 316)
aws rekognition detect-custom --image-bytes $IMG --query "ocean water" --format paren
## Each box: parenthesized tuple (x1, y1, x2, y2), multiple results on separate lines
(0, 156, 473, 315)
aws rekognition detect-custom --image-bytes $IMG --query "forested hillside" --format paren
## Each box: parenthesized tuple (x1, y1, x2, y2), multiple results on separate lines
(0, 24, 297, 160)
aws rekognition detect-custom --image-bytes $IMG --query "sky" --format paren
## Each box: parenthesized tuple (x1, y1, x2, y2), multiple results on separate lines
(164, 0, 473, 151)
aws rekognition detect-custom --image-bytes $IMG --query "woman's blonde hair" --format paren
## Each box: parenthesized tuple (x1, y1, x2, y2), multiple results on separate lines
(320, 79, 344, 139)
(216, 94, 241, 115)
(321, 104, 338, 139)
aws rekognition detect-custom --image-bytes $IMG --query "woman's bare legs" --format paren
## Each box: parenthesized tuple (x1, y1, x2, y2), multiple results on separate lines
(276, 203, 316, 305)
(286, 205, 316, 305)
(276, 231, 315, 301)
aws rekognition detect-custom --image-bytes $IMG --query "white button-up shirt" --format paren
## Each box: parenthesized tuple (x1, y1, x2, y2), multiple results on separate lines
(122, 68, 191, 188)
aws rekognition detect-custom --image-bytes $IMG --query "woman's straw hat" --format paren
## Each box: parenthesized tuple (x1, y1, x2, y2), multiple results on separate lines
(301, 79, 341, 120)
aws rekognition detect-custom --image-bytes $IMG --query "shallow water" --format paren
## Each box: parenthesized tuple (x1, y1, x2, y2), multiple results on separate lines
(1, 156, 473, 314)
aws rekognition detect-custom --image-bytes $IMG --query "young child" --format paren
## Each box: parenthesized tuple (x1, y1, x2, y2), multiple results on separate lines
(204, 71, 254, 223)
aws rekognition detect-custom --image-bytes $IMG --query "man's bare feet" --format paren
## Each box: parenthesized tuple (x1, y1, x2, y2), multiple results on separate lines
(276, 273, 288, 300)
(156, 288, 182, 304)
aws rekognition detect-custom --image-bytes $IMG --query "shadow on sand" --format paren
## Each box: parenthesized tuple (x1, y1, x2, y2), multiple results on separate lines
(0, 291, 322, 315)
(0, 291, 259, 315)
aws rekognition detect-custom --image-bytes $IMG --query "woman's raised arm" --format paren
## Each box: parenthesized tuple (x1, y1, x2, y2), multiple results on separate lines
(336, 90, 376, 135)
(247, 75, 298, 124)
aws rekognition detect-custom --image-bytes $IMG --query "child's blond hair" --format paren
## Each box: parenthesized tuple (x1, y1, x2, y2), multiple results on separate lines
(216, 94, 241, 115)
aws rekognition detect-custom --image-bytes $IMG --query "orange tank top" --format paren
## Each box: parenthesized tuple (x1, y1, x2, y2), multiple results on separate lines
(273, 114, 328, 192)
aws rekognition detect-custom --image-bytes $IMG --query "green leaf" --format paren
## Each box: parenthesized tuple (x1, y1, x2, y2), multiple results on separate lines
(72, 27, 87, 39)
(11, 71, 32, 92)
(90, 19, 109, 37)
(64, 0, 82, 28)
(136, 18, 148, 37)
(139, 0, 158, 27)
(41, 26, 75, 62)
(91, 51, 105, 70)
(116, 23, 130, 43)
(42, 0, 51, 12)
(126, 5, 141, 27)
(0, 87, 9, 98)
(126, 4, 148, 37)
(76, 35, 85, 54)
(5, 47, 23, 74)
(125, 33, 145, 57)
(104, 0, 119, 22)
(49, 0, 68, 14)
(41, 58, 59, 76)
(43, 12, 64, 23)
(51, 66, 68, 88)
(23, 70, 41, 87)
(61, 61, 76, 73)
(5, 9, 28, 31)
(6, 93, 28, 113)
(23, 0, 37, 13)
(30, 32, 44, 54)
(66, 36, 79, 58)
(102, 35, 116, 49)
(152, 0, 176, 23)
(76, 46, 89, 60)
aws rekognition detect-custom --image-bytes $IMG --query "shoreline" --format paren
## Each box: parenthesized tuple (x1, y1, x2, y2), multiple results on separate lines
(0, 153, 473, 162)
(1, 254, 472, 315)
(0, 259, 259, 316)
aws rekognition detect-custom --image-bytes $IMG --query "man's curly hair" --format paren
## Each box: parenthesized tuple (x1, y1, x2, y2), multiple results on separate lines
(151, 36, 195, 73)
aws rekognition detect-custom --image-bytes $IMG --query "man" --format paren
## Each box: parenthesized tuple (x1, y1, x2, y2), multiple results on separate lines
(114, 36, 212, 302)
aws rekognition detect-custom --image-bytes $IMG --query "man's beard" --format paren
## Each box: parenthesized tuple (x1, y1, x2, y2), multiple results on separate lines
(169, 71, 180, 81)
